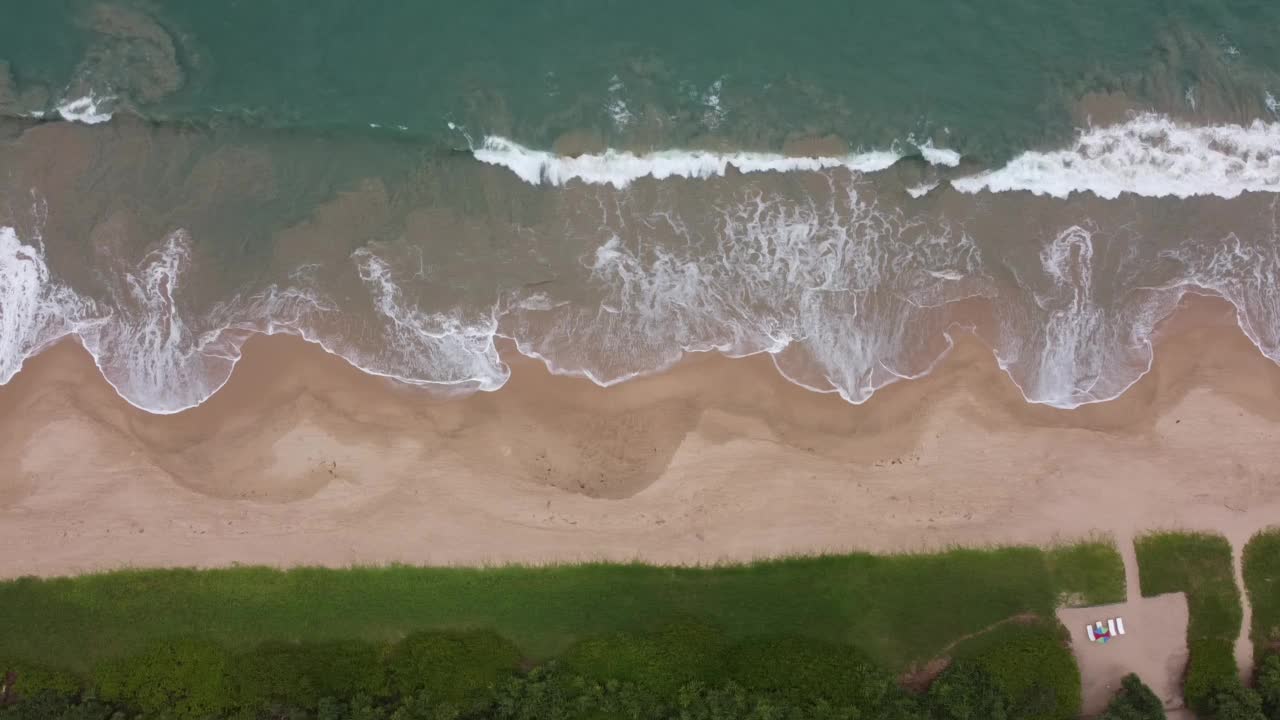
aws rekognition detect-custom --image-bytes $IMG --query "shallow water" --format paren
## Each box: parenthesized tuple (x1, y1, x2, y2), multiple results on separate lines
(2, 2, 1280, 412)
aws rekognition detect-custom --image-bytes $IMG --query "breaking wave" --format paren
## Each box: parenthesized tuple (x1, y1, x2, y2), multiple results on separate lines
(471, 136, 902, 188)
(952, 113, 1280, 199)
(54, 93, 115, 125)
(7, 178, 1280, 415)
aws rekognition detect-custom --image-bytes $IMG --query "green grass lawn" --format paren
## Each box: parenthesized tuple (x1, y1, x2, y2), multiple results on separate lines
(1243, 527, 1280, 661)
(0, 541, 1122, 674)
(1134, 531, 1243, 711)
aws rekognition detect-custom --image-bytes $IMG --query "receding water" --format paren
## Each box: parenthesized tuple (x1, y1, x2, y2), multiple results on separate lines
(2, 1, 1280, 412)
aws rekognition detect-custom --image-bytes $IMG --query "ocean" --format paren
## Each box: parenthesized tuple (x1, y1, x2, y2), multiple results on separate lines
(2, 0, 1280, 412)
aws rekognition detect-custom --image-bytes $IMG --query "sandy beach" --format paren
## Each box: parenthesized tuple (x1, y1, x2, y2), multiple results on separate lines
(1, 292, 1277, 577)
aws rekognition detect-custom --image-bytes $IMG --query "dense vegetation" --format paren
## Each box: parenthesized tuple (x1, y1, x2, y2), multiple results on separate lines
(1246, 528, 1280, 720)
(1134, 532, 1245, 717)
(1098, 674, 1165, 720)
(0, 543, 1121, 720)
(0, 621, 1084, 720)
(0, 543, 1121, 673)
(1244, 529, 1280, 662)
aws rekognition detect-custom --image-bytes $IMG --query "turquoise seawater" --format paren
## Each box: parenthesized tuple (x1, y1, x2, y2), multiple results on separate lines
(1, 1, 1280, 415)
(3, 0, 1280, 160)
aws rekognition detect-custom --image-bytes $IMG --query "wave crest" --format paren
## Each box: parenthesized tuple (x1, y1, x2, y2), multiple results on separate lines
(472, 136, 902, 188)
(952, 113, 1280, 199)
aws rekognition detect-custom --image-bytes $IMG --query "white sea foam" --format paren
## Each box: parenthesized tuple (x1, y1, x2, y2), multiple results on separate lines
(351, 248, 508, 391)
(72, 232, 250, 413)
(952, 113, 1280, 199)
(605, 75, 633, 129)
(503, 184, 989, 403)
(918, 140, 961, 167)
(0, 224, 93, 385)
(55, 93, 114, 125)
(988, 225, 1181, 408)
(906, 180, 940, 198)
(701, 78, 727, 130)
(472, 135, 902, 188)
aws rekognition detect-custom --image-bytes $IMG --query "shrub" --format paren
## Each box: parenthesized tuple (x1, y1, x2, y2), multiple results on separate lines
(1204, 682, 1265, 720)
(0, 659, 80, 700)
(92, 638, 234, 718)
(230, 640, 388, 710)
(1257, 652, 1280, 720)
(926, 661, 1007, 720)
(490, 666, 575, 720)
(1185, 638, 1242, 714)
(560, 620, 728, 697)
(727, 635, 904, 711)
(384, 630, 521, 708)
(1098, 674, 1164, 720)
(956, 621, 1080, 720)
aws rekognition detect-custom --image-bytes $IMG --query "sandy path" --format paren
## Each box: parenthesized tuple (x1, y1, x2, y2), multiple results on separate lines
(1235, 541, 1256, 681)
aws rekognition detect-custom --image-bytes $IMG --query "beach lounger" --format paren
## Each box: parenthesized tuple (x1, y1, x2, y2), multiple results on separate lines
(1107, 619, 1117, 637)
(1115, 617, 1125, 635)
(1086, 625, 1096, 642)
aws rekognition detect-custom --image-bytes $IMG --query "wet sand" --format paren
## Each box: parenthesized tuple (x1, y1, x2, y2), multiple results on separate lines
(2, 291, 1278, 575)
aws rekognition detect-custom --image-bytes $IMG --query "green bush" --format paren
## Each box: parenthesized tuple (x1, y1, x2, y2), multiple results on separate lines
(230, 640, 388, 710)
(726, 634, 902, 710)
(384, 629, 521, 707)
(1185, 638, 1242, 714)
(0, 658, 80, 699)
(559, 620, 727, 696)
(926, 661, 1007, 720)
(1204, 682, 1265, 720)
(952, 621, 1080, 720)
(92, 637, 234, 718)
(1254, 652, 1280, 720)
(0, 623, 1088, 720)
(0, 690, 118, 720)
(1099, 673, 1164, 720)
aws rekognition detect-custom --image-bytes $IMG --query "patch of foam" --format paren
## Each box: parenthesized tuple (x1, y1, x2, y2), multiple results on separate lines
(918, 140, 961, 167)
(1165, 201, 1280, 363)
(701, 78, 726, 130)
(472, 135, 901, 188)
(906, 180, 940, 198)
(75, 232, 241, 413)
(503, 182, 989, 403)
(952, 113, 1280, 199)
(350, 248, 507, 391)
(0, 225, 92, 384)
(605, 75, 633, 129)
(990, 225, 1184, 409)
(55, 93, 114, 125)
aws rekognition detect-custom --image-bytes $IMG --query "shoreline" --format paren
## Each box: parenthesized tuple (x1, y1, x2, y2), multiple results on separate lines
(2, 294, 1280, 578)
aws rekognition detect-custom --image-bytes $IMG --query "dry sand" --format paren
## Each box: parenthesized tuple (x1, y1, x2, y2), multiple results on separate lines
(3, 294, 1280, 711)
